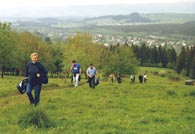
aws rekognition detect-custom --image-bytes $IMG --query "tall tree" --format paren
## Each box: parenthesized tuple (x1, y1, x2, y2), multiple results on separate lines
(176, 46, 186, 73)
(0, 23, 18, 78)
(16, 32, 50, 75)
(189, 56, 195, 79)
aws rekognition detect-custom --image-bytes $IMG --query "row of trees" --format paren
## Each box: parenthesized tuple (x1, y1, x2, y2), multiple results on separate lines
(176, 46, 195, 78)
(131, 43, 177, 68)
(0, 23, 137, 78)
(130, 42, 195, 78)
(1, 22, 195, 79)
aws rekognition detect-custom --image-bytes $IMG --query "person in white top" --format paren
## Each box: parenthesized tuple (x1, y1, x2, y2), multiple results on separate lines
(143, 74, 147, 83)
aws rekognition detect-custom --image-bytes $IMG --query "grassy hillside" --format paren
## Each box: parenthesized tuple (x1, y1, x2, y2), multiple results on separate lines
(0, 67, 195, 134)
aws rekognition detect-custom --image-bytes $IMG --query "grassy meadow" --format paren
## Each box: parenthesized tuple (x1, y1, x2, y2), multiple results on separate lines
(0, 67, 195, 134)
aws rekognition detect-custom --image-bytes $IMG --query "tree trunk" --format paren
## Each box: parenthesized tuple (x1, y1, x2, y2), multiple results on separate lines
(1, 65, 4, 78)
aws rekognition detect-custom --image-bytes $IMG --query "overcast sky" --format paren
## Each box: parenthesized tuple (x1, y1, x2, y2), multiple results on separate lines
(1, 0, 194, 7)
(0, 0, 194, 18)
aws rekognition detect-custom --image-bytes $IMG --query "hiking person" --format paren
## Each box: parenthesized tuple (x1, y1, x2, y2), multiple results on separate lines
(86, 64, 96, 89)
(130, 75, 135, 83)
(117, 74, 122, 83)
(71, 60, 81, 87)
(25, 52, 47, 106)
(139, 75, 143, 83)
(143, 74, 147, 83)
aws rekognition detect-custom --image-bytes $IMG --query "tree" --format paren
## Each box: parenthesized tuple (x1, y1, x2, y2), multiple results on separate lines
(48, 42, 65, 77)
(167, 47, 177, 69)
(160, 47, 168, 67)
(176, 46, 186, 73)
(189, 56, 195, 79)
(63, 33, 138, 77)
(0, 23, 19, 78)
(16, 32, 50, 75)
(63, 33, 96, 78)
(102, 44, 138, 75)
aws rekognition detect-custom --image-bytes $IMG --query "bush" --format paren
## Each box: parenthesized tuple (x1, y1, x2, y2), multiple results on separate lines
(167, 90, 176, 96)
(159, 70, 167, 77)
(190, 90, 195, 97)
(18, 109, 55, 128)
(168, 74, 180, 81)
(153, 71, 159, 76)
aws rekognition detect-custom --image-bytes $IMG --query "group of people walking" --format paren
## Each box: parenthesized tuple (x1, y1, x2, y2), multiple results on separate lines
(24, 52, 147, 107)
(71, 60, 97, 89)
(131, 74, 147, 83)
(24, 52, 97, 106)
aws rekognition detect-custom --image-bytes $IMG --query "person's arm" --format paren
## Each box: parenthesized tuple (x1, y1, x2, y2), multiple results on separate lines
(71, 64, 74, 71)
(86, 68, 91, 77)
(79, 68, 82, 75)
(25, 63, 29, 77)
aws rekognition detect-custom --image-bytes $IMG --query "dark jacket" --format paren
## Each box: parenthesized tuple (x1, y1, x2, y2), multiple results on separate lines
(25, 61, 47, 84)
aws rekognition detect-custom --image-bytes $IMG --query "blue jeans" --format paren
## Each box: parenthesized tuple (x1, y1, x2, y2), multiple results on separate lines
(26, 82, 42, 106)
(88, 76, 95, 88)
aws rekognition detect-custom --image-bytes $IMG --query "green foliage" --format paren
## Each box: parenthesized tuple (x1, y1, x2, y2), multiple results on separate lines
(0, 22, 19, 77)
(102, 45, 138, 75)
(48, 43, 65, 75)
(18, 32, 50, 69)
(166, 90, 176, 96)
(63, 33, 138, 76)
(189, 90, 195, 97)
(18, 109, 55, 128)
(63, 33, 96, 71)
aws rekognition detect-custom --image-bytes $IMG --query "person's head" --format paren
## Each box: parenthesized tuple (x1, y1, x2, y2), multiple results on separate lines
(89, 64, 93, 69)
(72, 60, 76, 64)
(31, 52, 38, 63)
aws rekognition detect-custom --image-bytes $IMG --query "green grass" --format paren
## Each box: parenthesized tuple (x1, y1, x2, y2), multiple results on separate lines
(0, 67, 195, 134)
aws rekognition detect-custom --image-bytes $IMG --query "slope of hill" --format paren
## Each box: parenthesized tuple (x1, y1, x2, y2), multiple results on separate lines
(0, 67, 195, 133)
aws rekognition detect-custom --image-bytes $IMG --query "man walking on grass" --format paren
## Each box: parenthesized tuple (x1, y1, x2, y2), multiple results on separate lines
(71, 60, 81, 87)
(86, 64, 96, 89)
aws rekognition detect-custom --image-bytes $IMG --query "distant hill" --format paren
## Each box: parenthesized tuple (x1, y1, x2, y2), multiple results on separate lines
(12, 13, 195, 28)
(85, 12, 152, 23)
(83, 13, 195, 26)
(144, 13, 195, 23)
(12, 13, 195, 37)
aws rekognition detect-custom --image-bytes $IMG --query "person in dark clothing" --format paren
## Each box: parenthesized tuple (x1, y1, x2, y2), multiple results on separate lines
(25, 52, 47, 106)
(117, 74, 122, 84)
(139, 75, 143, 83)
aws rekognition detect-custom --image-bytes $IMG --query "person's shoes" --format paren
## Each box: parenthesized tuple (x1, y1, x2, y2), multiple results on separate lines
(34, 103, 38, 106)
(30, 100, 34, 105)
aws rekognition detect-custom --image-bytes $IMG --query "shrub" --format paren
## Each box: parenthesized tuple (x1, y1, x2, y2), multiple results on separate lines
(190, 90, 195, 97)
(18, 109, 55, 128)
(159, 70, 167, 77)
(153, 71, 159, 76)
(168, 74, 180, 81)
(167, 90, 176, 96)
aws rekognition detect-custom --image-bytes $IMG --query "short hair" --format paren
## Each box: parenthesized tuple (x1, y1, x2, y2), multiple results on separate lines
(72, 60, 76, 63)
(31, 52, 38, 58)
(90, 64, 93, 66)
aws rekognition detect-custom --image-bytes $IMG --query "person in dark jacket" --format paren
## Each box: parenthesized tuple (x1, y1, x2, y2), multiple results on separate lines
(25, 52, 47, 106)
